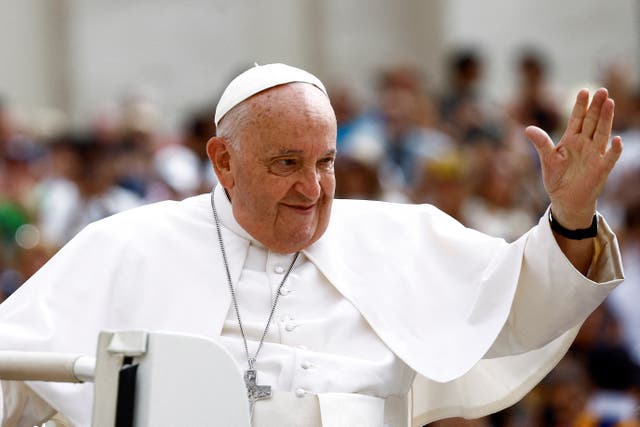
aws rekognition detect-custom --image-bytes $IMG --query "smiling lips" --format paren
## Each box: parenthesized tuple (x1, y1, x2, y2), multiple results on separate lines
(282, 203, 316, 213)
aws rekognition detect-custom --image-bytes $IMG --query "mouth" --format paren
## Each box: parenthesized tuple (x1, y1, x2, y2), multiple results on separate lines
(282, 203, 316, 214)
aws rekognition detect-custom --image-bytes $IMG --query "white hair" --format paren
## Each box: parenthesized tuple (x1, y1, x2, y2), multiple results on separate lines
(215, 101, 250, 151)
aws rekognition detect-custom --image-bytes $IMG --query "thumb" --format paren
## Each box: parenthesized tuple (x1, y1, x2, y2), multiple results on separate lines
(524, 125, 555, 159)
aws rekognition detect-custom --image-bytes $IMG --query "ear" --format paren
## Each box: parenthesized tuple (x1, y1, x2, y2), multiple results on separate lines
(206, 137, 235, 189)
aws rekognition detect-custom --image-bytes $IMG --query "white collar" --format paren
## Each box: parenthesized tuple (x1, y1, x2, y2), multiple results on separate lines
(212, 184, 265, 248)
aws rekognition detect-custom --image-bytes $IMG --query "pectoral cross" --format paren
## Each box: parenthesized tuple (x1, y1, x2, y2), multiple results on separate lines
(245, 368, 271, 418)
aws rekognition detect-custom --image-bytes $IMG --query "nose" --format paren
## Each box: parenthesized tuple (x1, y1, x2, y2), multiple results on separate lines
(294, 167, 321, 201)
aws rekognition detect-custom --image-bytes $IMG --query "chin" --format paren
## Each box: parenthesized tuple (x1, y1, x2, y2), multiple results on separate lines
(272, 231, 319, 254)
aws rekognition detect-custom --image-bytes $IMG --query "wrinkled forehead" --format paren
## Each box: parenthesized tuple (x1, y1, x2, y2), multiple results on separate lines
(243, 83, 333, 119)
(240, 84, 337, 147)
(215, 63, 328, 127)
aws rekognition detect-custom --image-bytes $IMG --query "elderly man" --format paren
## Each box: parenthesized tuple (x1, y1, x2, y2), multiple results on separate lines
(0, 63, 624, 426)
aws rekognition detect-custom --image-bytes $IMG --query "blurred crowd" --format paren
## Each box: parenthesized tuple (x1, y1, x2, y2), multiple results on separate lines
(1, 49, 639, 426)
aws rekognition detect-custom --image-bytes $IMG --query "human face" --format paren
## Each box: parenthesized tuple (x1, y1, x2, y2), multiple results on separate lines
(223, 84, 337, 253)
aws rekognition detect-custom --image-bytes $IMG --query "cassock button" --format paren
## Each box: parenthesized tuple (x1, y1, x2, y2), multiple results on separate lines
(274, 265, 285, 274)
(285, 323, 297, 332)
(279, 287, 290, 296)
(301, 361, 312, 370)
(295, 388, 306, 398)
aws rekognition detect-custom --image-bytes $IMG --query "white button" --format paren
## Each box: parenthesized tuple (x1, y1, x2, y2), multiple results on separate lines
(274, 265, 285, 274)
(301, 361, 312, 370)
(295, 388, 306, 398)
(279, 287, 290, 296)
(285, 323, 297, 332)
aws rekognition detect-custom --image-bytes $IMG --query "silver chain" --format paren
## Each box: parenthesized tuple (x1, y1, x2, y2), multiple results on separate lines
(211, 191, 300, 369)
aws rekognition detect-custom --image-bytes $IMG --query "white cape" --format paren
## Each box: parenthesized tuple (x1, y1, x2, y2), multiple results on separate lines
(0, 191, 624, 425)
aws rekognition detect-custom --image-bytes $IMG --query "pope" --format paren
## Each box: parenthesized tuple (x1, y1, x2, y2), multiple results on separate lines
(0, 63, 625, 426)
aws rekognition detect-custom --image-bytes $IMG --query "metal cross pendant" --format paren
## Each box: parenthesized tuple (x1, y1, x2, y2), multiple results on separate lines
(245, 368, 271, 416)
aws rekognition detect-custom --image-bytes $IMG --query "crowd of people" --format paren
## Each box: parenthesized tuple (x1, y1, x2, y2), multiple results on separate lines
(1, 50, 639, 426)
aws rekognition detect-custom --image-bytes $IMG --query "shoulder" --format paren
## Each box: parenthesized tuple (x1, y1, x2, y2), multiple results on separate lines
(331, 198, 461, 230)
(324, 198, 498, 253)
(79, 194, 212, 245)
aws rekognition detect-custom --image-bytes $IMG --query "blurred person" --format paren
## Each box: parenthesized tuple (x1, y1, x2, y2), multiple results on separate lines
(439, 48, 499, 145)
(631, 89, 640, 129)
(151, 108, 228, 202)
(90, 102, 124, 147)
(38, 134, 142, 247)
(411, 151, 470, 224)
(112, 94, 171, 202)
(463, 148, 537, 241)
(0, 242, 52, 303)
(377, 66, 443, 187)
(607, 202, 640, 364)
(572, 304, 624, 362)
(0, 133, 46, 269)
(329, 84, 361, 151)
(440, 49, 483, 121)
(337, 65, 446, 192)
(180, 108, 219, 192)
(0, 98, 17, 158)
(0, 64, 626, 426)
(502, 119, 553, 218)
(150, 109, 211, 200)
(0, 103, 43, 207)
(34, 134, 83, 247)
(152, 143, 202, 200)
(601, 61, 637, 133)
(0, 125, 46, 215)
(539, 356, 592, 427)
(598, 88, 640, 229)
(0, 200, 29, 274)
(576, 345, 640, 426)
(380, 84, 452, 186)
(334, 155, 384, 201)
(508, 49, 562, 135)
(378, 65, 439, 129)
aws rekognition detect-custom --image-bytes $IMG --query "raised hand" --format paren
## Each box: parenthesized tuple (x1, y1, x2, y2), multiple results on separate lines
(524, 88, 623, 229)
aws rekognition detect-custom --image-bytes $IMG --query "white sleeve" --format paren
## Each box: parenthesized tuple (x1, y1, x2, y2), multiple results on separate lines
(1, 381, 56, 427)
(486, 210, 624, 358)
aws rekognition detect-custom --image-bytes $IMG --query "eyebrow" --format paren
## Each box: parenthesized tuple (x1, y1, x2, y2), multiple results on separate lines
(271, 149, 337, 156)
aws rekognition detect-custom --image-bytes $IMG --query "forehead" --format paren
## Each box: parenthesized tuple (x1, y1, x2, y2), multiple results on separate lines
(238, 83, 336, 153)
(247, 83, 333, 122)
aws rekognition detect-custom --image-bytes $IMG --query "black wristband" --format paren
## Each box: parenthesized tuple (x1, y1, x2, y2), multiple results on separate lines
(549, 210, 598, 240)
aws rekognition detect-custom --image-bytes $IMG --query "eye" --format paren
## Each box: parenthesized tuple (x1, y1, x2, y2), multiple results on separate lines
(269, 157, 300, 176)
(318, 157, 335, 171)
(278, 158, 297, 167)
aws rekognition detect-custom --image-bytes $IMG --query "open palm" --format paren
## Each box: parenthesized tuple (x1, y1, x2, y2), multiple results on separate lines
(524, 88, 623, 228)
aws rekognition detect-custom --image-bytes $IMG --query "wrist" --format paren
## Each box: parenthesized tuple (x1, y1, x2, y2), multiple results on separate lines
(549, 204, 596, 229)
(549, 209, 598, 240)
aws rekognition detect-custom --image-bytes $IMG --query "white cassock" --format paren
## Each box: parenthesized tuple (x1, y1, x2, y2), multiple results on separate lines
(0, 184, 624, 426)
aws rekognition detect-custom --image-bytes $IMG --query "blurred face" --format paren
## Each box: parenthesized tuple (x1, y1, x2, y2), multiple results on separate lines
(210, 83, 337, 253)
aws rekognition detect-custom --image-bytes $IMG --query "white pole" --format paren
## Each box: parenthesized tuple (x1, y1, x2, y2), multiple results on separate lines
(0, 352, 95, 382)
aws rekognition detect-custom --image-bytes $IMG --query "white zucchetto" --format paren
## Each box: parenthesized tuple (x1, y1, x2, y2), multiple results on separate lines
(214, 63, 328, 127)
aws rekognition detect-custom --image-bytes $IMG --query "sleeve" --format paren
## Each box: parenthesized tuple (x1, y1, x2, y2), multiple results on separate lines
(412, 210, 625, 425)
(486, 208, 624, 357)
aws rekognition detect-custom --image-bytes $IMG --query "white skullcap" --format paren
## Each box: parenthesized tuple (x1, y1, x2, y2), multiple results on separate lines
(214, 63, 328, 127)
